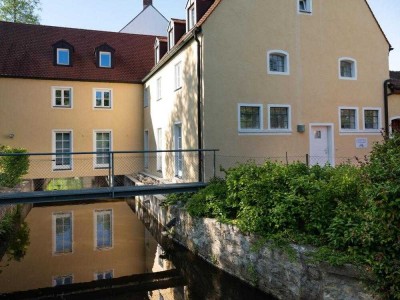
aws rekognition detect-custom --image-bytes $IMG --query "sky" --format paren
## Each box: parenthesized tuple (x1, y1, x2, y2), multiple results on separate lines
(39, 0, 400, 70)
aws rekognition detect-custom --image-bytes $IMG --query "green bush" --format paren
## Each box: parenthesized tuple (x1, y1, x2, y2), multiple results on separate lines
(179, 134, 400, 298)
(0, 145, 30, 188)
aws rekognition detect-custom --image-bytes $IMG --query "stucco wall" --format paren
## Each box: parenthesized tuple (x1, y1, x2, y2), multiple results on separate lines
(0, 78, 144, 178)
(144, 41, 200, 181)
(201, 0, 389, 168)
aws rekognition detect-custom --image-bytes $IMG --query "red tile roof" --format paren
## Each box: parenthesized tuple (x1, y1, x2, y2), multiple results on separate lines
(0, 21, 157, 83)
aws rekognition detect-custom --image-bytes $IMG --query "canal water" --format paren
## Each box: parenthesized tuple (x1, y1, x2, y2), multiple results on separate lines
(0, 200, 276, 299)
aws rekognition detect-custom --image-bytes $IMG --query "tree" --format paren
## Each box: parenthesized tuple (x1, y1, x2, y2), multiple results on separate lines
(0, 0, 41, 24)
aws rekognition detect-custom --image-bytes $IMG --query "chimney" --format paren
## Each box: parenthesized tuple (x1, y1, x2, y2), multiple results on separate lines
(143, 0, 152, 8)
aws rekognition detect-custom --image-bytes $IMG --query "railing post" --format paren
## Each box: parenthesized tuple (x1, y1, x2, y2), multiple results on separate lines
(306, 154, 309, 167)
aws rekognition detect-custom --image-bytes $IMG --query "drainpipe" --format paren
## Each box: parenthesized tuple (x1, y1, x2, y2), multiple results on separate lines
(194, 27, 203, 182)
(384, 79, 392, 137)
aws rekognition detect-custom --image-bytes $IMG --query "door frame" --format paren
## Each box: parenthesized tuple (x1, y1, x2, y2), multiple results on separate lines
(309, 123, 335, 166)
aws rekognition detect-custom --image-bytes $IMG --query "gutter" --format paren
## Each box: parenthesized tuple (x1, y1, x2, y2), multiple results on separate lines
(194, 27, 203, 182)
(384, 79, 392, 137)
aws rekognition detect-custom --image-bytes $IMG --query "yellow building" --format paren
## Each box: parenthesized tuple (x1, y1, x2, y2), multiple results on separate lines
(0, 0, 394, 183)
(143, 0, 392, 180)
(0, 22, 155, 180)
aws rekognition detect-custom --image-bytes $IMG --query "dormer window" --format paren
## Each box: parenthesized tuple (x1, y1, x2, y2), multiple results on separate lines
(57, 49, 70, 65)
(95, 43, 115, 69)
(168, 28, 174, 50)
(155, 43, 160, 64)
(52, 40, 74, 67)
(154, 37, 167, 65)
(99, 52, 112, 68)
(188, 4, 195, 30)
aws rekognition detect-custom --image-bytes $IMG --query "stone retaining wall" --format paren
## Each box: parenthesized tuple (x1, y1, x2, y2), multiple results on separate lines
(130, 177, 377, 300)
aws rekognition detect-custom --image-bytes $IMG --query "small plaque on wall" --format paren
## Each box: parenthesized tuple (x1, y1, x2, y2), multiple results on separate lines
(356, 138, 368, 149)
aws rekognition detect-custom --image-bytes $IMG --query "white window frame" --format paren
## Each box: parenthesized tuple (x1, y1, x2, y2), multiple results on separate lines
(238, 103, 263, 132)
(94, 209, 113, 250)
(144, 86, 150, 108)
(52, 212, 73, 255)
(156, 77, 162, 100)
(267, 104, 292, 131)
(52, 274, 74, 286)
(155, 44, 160, 64)
(174, 122, 183, 178)
(267, 50, 290, 75)
(339, 57, 357, 80)
(168, 24, 175, 50)
(175, 62, 182, 90)
(52, 130, 73, 171)
(362, 107, 381, 132)
(57, 48, 70, 65)
(187, 3, 196, 31)
(298, 0, 312, 14)
(93, 130, 112, 169)
(93, 88, 113, 109)
(157, 128, 163, 172)
(94, 270, 114, 280)
(339, 106, 359, 132)
(99, 51, 112, 68)
(144, 130, 149, 169)
(52, 87, 73, 109)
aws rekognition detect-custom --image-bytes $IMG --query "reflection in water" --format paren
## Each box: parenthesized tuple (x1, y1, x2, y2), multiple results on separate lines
(0, 200, 275, 299)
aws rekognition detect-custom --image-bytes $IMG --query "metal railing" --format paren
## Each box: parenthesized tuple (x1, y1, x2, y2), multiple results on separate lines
(0, 149, 219, 192)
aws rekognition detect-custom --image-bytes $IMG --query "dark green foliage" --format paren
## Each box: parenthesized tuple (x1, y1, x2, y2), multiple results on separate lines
(180, 133, 400, 298)
(0, 205, 30, 263)
(0, 145, 30, 188)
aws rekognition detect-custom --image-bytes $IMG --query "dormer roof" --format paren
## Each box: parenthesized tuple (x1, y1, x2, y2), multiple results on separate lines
(0, 21, 156, 83)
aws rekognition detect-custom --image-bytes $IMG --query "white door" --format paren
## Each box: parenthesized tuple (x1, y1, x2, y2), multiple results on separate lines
(174, 124, 183, 177)
(310, 126, 330, 166)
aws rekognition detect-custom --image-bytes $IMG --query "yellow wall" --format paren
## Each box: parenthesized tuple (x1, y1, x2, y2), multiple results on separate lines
(0, 201, 146, 293)
(0, 78, 144, 178)
(200, 0, 389, 167)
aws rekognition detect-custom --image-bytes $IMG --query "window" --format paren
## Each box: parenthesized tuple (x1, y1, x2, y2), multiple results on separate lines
(95, 43, 115, 68)
(94, 89, 112, 108)
(52, 40, 74, 67)
(168, 28, 174, 50)
(53, 131, 72, 170)
(95, 209, 112, 250)
(94, 131, 111, 168)
(52, 87, 72, 108)
(57, 49, 70, 65)
(53, 212, 73, 254)
(268, 50, 290, 75)
(187, 4, 195, 30)
(157, 128, 162, 172)
(175, 62, 182, 90)
(99, 51, 112, 68)
(95, 270, 113, 280)
(268, 105, 291, 130)
(144, 130, 149, 169)
(53, 275, 73, 286)
(298, 0, 312, 13)
(144, 86, 150, 108)
(363, 108, 380, 130)
(238, 104, 262, 131)
(340, 107, 358, 130)
(174, 123, 183, 178)
(339, 58, 357, 80)
(155, 44, 160, 64)
(157, 77, 162, 100)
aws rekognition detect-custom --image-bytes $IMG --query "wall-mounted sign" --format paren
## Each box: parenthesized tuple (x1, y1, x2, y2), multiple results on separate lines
(356, 138, 368, 149)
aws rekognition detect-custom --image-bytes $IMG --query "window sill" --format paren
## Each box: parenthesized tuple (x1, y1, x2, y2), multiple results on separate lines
(268, 71, 290, 76)
(53, 106, 72, 109)
(298, 10, 312, 14)
(339, 130, 381, 135)
(174, 86, 182, 92)
(94, 166, 109, 170)
(53, 168, 72, 171)
(339, 76, 357, 81)
(94, 107, 112, 109)
(239, 129, 292, 136)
